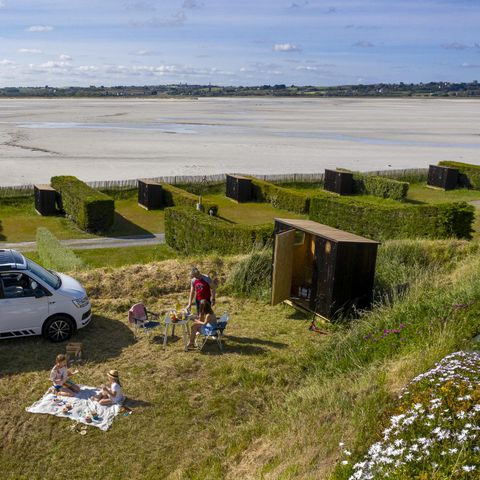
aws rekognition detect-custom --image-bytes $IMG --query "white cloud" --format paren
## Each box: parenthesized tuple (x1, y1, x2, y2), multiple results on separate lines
(273, 43, 301, 52)
(462, 63, 480, 69)
(182, 0, 204, 9)
(131, 11, 186, 27)
(442, 42, 468, 50)
(130, 49, 154, 56)
(353, 40, 375, 48)
(77, 65, 99, 72)
(0, 1, 5, 8)
(18, 48, 42, 54)
(27, 25, 54, 32)
(0, 59, 14, 66)
(59, 54, 72, 61)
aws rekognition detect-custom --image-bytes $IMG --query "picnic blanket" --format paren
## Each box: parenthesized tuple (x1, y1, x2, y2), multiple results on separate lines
(26, 385, 121, 431)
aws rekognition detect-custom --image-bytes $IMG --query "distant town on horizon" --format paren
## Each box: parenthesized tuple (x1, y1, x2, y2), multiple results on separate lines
(2, 81, 480, 98)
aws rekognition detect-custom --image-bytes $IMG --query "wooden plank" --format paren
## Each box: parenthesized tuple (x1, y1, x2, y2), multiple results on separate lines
(274, 218, 380, 244)
(271, 229, 295, 306)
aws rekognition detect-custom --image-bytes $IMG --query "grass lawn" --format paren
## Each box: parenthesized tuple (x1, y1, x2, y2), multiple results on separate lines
(406, 183, 480, 204)
(0, 256, 321, 479)
(202, 193, 307, 224)
(1, 242, 480, 479)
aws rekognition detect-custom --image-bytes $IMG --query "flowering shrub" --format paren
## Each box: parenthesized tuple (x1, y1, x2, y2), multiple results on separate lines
(338, 351, 480, 479)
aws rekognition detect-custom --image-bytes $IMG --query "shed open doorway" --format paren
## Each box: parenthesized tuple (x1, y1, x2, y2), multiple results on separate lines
(271, 219, 379, 320)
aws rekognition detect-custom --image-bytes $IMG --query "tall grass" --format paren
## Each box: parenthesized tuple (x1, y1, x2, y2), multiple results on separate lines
(227, 240, 480, 479)
(226, 248, 272, 301)
(36, 227, 85, 271)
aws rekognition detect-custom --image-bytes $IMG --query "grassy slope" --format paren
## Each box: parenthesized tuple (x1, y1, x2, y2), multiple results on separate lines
(1, 241, 480, 479)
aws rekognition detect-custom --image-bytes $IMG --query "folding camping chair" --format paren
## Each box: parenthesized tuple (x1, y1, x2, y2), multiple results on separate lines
(195, 313, 230, 352)
(128, 303, 160, 336)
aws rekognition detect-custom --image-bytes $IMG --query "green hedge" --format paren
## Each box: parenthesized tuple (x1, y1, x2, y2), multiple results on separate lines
(250, 177, 310, 214)
(309, 191, 474, 240)
(351, 172, 409, 200)
(51, 176, 114, 232)
(160, 183, 218, 215)
(165, 207, 273, 254)
(438, 161, 480, 189)
(36, 227, 85, 271)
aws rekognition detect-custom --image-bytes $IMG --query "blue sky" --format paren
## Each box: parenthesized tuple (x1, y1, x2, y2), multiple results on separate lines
(1, 0, 480, 87)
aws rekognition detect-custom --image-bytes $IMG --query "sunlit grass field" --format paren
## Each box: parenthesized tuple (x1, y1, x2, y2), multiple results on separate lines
(1, 241, 480, 479)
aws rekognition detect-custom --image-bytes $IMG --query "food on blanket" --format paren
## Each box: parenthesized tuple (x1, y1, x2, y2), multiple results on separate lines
(85, 415, 92, 423)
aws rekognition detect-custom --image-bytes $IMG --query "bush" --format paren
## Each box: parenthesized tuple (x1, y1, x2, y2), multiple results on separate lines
(161, 183, 218, 215)
(51, 176, 114, 232)
(36, 227, 85, 271)
(351, 172, 409, 200)
(438, 160, 480, 189)
(165, 207, 273, 254)
(226, 249, 272, 301)
(250, 177, 310, 213)
(309, 190, 474, 240)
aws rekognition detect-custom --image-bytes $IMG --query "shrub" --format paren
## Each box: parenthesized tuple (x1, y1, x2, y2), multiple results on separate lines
(351, 172, 409, 200)
(250, 177, 310, 213)
(165, 207, 273, 254)
(438, 160, 480, 189)
(51, 176, 114, 232)
(309, 190, 474, 240)
(36, 227, 85, 271)
(161, 183, 218, 215)
(226, 249, 272, 301)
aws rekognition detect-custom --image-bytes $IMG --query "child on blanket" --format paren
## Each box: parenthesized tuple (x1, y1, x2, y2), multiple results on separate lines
(90, 370, 125, 406)
(49, 354, 80, 397)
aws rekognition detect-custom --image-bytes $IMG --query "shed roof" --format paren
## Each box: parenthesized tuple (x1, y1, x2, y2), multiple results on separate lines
(34, 184, 55, 191)
(275, 218, 380, 244)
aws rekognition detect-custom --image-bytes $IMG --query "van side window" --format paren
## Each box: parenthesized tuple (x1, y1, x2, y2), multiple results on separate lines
(0, 273, 37, 298)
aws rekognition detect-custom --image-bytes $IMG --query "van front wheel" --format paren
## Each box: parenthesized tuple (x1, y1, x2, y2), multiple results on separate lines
(43, 315, 74, 342)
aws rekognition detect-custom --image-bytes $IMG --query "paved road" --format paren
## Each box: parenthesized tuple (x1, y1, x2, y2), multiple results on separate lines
(0, 233, 165, 252)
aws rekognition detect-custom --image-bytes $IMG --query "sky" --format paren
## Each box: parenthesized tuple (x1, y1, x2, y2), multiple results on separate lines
(1, 0, 480, 87)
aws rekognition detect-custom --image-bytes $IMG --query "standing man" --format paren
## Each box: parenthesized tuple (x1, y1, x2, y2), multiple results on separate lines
(187, 267, 216, 313)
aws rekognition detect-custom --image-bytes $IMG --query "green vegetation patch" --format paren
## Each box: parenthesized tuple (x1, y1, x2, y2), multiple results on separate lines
(439, 160, 480, 189)
(309, 190, 474, 240)
(36, 227, 85, 271)
(161, 183, 218, 215)
(250, 177, 310, 214)
(51, 176, 114, 232)
(165, 206, 273, 254)
(352, 172, 409, 201)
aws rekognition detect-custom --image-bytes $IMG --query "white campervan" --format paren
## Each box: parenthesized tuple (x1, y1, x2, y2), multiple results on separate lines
(0, 249, 91, 342)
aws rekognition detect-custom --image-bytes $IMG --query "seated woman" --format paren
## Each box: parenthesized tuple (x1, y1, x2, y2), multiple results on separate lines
(50, 353, 80, 397)
(187, 299, 217, 350)
(90, 370, 124, 406)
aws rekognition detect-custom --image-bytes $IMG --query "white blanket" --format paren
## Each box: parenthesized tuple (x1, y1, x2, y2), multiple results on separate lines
(26, 385, 121, 431)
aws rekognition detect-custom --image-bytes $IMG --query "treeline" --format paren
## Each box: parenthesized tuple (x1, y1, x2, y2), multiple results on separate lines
(2, 81, 480, 98)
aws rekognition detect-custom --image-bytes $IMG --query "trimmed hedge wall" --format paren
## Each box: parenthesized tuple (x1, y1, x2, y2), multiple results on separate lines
(36, 227, 85, 271)
(165, 207, 273, 254)
(309, 191, 474, 240)
(249, 177, 310, 214)
(51, 176, 114, 232)
(161, 183, 218, 215)
(438, 161, 480, 189)
(351, 172, 409, 200)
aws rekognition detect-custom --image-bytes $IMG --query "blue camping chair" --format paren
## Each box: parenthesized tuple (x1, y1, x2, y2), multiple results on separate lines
(195, 313, 229, 352)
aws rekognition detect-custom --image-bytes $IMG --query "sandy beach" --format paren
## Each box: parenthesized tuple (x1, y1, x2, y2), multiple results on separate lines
(1, 97, 480, 186)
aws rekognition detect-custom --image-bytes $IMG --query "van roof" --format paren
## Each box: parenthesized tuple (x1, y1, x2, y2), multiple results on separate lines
(0, 249, 27, 271)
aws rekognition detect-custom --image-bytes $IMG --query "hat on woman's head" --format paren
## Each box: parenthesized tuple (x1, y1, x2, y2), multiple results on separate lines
(107, 369, 119, 379)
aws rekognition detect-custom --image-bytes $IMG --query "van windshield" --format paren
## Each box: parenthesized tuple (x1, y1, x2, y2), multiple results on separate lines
(26, 258, 61, 290)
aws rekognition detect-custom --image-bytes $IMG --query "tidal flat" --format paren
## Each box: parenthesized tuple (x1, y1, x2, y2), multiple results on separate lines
(1, 96, 480, 186)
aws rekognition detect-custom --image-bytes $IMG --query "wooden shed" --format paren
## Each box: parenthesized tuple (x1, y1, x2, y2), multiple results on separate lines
(138, 179, 163, 210)
(272, 219, 380, 320)
(226, 174, 252, 202)
(34, 184, 58, 216)
(324, 169, 354, 195)
(427, 165, 459, 190)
